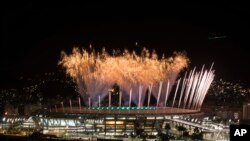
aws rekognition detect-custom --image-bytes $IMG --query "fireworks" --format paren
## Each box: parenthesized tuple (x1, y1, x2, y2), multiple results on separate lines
(177, 64, 215, 110)
(59, 47, 189, 105)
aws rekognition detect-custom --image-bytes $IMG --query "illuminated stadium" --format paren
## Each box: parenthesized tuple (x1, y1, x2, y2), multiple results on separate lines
(2, 48, 215, 138)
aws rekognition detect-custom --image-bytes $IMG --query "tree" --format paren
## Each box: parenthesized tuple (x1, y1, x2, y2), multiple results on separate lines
(183, 131, 190, 137)
(134, 121, 144, 137)
(177, 126, 187, 139)
(165, 123, 171, 133)
(191, 127, 203, 140)
(194, 127, 199, 134)
(157, 129, 169, 141)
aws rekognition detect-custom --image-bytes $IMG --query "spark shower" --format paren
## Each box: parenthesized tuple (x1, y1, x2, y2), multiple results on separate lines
(59, 47, 214, 110)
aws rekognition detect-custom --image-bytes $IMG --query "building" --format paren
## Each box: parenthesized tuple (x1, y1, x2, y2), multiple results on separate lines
(243, 102, 250, 120)
(1, 106, 199, 137)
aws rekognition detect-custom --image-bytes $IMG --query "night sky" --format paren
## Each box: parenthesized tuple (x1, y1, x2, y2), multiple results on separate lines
(1, 2, 250, 87)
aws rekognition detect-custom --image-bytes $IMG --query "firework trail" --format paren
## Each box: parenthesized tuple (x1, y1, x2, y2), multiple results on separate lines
(177, 63, 215, 110)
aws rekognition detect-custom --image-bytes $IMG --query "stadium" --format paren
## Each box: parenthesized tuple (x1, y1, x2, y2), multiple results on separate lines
(1, 48, 215, 139)
(28, 106, 200, 137)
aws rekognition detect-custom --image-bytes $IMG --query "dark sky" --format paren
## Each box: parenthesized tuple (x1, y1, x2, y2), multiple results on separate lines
(1, 2, 250, 86)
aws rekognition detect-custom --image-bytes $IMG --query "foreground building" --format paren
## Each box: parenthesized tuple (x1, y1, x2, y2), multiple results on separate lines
(1, 107, 199, 136)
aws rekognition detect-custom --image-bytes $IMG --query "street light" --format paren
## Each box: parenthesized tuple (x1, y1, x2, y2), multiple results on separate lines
(78, 97, 82, 112)
(108, 89, 113, 109)
(61, 102, 64, 112)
